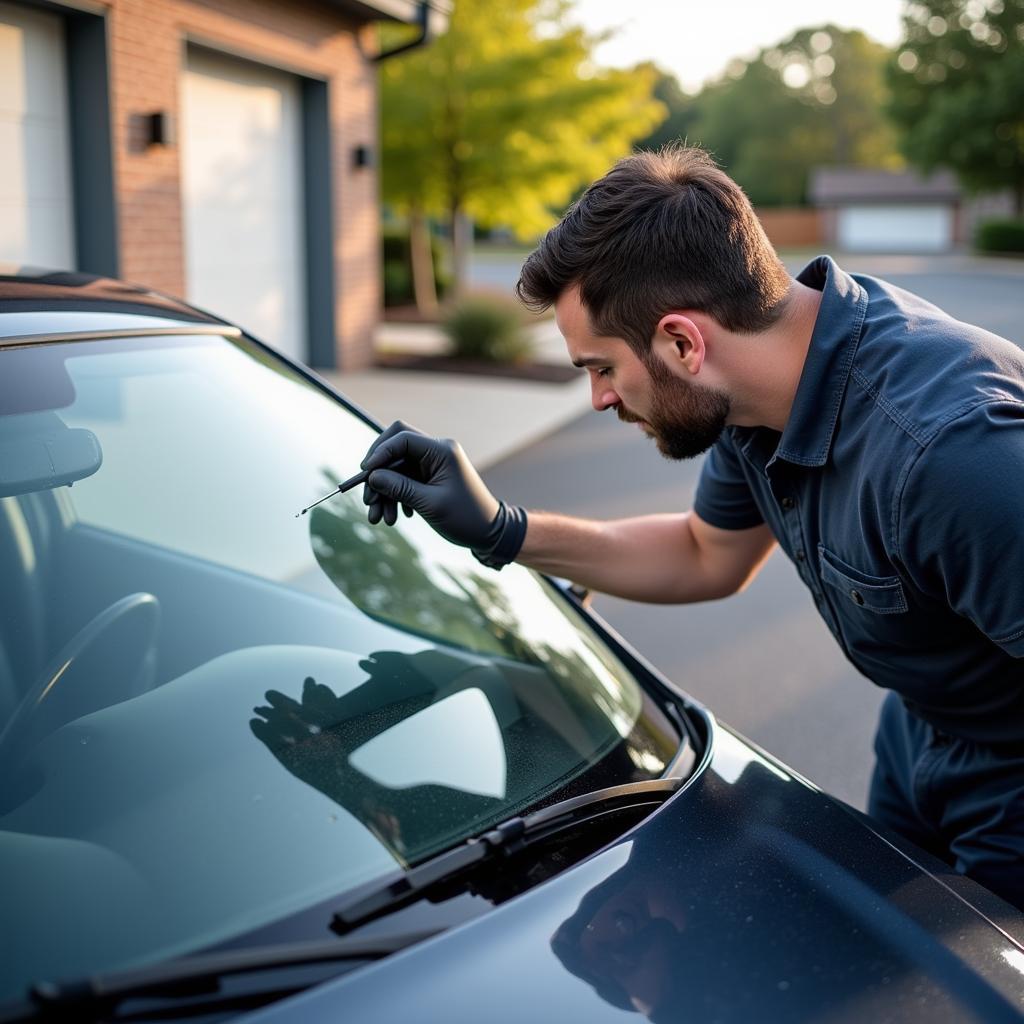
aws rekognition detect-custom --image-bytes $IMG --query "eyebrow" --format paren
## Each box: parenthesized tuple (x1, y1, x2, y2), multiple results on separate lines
(571, 356, 610, 368)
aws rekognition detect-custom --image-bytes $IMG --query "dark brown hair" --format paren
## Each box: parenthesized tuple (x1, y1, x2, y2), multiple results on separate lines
(516, 145, 790, 357)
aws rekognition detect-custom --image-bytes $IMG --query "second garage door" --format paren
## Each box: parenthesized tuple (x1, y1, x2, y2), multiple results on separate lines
(181, 48, 307, 362)
(836, 204, 954, 254)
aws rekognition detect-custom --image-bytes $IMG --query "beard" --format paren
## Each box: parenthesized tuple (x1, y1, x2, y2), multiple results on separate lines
(617, 357, 730, 460)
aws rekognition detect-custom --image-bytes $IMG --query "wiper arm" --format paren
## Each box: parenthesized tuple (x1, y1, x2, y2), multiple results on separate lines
(333, 776, 682, 934)
(6, 928, 443, 1023)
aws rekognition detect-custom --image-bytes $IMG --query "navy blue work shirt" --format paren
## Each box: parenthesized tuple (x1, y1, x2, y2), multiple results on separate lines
(694, 256, 1024, 744)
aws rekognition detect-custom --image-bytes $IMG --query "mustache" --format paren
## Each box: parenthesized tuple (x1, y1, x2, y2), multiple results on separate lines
(616, 406, 644, 425)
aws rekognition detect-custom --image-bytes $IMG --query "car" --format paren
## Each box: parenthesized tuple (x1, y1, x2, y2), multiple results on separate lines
(1, 267, 1024, 1024)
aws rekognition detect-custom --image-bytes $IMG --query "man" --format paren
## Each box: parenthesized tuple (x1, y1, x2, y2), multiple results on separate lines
(359, 144, 1024, 910)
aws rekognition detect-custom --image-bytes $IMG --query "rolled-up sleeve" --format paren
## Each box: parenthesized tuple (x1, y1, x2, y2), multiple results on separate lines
(898, 401, 1024, 657)
(694, 432, 765, 530)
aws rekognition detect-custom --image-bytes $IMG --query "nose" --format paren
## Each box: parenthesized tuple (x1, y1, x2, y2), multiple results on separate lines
(590, 377, 619, 413)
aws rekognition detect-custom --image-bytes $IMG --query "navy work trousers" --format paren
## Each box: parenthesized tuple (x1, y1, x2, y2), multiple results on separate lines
(868, 691, 1024, 912)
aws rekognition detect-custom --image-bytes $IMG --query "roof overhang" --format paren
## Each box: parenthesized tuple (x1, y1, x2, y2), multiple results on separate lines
(322, 0, 451, 27)
(809, 167, 961, 207)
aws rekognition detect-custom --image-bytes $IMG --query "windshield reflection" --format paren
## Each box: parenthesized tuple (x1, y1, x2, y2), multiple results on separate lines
(309, 488, 655, 748)
(250, 649, 510, 866)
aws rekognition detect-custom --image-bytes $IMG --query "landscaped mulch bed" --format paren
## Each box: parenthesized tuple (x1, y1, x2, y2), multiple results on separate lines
(375, 351, 580, 384)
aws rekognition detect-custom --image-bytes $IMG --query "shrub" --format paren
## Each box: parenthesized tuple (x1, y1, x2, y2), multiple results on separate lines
(442, 295, 533, 363)
(383, 261, 411, 307)
(975, 218, 1024, 255)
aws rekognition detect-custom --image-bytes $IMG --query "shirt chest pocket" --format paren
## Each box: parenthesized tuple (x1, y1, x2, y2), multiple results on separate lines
(817, 544, 908, 614)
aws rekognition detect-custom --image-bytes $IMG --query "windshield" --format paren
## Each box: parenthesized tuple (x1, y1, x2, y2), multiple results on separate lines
(0, 331, 680, 1000)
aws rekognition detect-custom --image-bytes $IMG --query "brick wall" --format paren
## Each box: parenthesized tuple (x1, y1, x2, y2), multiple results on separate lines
(98, 0, 380, 369)
(755, 208, 823, 250)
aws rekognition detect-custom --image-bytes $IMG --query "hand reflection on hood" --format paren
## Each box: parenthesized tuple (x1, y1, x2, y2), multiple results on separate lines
(250, 648, 507, 865)
(551, 851, 689, 1019)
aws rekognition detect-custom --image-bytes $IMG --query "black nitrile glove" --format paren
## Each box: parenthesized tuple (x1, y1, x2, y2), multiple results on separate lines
(361, 421, 527, 569)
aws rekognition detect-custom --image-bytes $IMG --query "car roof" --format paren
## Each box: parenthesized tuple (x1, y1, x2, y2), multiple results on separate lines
(0, 266, 231, 344)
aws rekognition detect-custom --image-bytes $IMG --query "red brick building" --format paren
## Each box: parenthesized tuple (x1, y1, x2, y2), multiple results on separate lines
(0, 0, 447, 369)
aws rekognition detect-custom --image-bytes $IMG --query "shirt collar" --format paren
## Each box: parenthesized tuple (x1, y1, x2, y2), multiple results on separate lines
(770, 255, 868, 468)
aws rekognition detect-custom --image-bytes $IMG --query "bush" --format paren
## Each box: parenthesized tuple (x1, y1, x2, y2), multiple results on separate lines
(442, 295, 533, 363)
(382, 229, 450, 307)
(975, 218, 1024, 255)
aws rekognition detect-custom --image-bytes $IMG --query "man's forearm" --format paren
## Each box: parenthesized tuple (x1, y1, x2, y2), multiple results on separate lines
(515, 510, 739, 604)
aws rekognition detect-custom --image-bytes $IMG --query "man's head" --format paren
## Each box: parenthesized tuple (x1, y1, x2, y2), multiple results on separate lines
(517, 145, 790, 459)
(516, 144, 790, 356)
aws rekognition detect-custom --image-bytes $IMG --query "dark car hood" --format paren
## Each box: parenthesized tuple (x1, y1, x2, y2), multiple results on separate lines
(244, 725, 1024, 1023)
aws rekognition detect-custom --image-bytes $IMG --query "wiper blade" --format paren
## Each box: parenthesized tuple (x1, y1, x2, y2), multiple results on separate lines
(333, 776, 682, 934)
(7, 928, 443, 1022)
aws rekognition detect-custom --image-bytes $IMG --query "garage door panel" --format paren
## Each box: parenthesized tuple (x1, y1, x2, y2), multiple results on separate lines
(0, 4, 66, 117)
(0, 119, 72, 200)
(0, 1, 75, 268)
(837, 205, 953, 253)
(0, 199, 76, 267)
(182, 49, 307, 362)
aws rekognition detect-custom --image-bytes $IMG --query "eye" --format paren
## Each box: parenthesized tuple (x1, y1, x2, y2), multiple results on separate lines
(595, 367, 612, 379)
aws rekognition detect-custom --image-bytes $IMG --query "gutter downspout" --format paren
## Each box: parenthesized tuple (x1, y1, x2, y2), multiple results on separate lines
(373, 1, 432, 62)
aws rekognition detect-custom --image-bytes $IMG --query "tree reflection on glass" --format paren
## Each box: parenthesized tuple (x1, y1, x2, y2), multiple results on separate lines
(304, 475, 676, 795)
(309, 485, 514, 658)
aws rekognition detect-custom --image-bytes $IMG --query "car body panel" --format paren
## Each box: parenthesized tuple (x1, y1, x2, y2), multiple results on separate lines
(0, 267, 225, 338)
(242, 726, 1024, 1023)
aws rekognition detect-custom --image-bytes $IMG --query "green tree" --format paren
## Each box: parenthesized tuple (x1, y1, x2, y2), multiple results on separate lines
(693, 26, 900, 205)
(379, 0, 666, 306)
(632, 64, 699, 152)
(888, 0, 1024, 214)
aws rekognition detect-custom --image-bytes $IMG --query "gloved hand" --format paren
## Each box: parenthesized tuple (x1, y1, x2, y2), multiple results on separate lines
(360, 421, 527, 569)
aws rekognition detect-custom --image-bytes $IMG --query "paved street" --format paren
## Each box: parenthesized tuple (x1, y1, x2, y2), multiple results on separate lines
(482, 254, 1024, 810)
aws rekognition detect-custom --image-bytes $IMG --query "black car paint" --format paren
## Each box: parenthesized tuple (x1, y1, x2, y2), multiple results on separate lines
(2, 270, 1023, 1023)
(245, 723, 1024, 1023)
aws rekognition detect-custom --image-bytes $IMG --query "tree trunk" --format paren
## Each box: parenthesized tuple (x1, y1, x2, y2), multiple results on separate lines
(448, 204, 472, 300)
(409, 207, 438, 317)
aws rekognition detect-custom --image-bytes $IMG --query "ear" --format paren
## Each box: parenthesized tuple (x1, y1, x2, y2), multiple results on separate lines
(654, 313, 705, 375)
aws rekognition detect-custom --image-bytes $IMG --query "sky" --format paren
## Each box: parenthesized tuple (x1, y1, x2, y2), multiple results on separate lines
(572, 0, 906, 92)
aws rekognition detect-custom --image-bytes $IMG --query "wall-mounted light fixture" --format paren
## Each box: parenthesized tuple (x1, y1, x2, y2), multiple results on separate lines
(352, 144, 373, 169)
(145, 111, 176, 148)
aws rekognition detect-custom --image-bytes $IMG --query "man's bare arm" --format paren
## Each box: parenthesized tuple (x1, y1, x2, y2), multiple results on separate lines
(517, 510, 776, 604)
(359, 424, 775, 596)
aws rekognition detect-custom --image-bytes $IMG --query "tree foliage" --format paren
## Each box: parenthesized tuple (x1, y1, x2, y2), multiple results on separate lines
(887, 0, 1024, 212)
(637, 26, 900, 206)
(379, 0, 666, 295)
(632, 65, 699, 152)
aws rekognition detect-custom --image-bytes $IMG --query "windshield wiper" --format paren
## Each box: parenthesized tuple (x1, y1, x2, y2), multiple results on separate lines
(4, 927, 443, 1023)
(333, 776, 683, 934)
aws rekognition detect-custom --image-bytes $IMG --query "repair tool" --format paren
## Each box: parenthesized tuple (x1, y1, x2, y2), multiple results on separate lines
(295, 461, 402, 518)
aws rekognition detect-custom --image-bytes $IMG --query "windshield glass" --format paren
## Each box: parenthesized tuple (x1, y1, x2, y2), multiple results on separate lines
(0, 332, 680, 999)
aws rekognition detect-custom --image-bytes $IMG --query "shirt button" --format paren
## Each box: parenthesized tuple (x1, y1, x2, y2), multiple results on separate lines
(850, 589, 865, 606)
(795, 549, 806, 562)
(781, 497, 795, 510)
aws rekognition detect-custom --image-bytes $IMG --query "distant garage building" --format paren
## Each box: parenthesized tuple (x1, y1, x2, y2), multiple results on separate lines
(809, 167, 962, 254)
(0, 0, 447, 370)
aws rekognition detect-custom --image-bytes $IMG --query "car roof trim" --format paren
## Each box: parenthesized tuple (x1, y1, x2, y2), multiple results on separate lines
(0, 325, 243, 349)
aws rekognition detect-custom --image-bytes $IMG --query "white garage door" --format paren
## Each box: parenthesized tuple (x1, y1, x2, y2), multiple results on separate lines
(182, 49, 306, 362)
(0, 0, 75, 268)
(837, 204, 953, 254)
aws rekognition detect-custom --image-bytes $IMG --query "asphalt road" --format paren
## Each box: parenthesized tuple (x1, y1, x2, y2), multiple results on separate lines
(482, 255, 1024, 810)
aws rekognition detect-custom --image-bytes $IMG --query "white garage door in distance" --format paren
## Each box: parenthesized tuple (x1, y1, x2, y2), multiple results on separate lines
(0, 0, 76, 268)
(182, 49, 307, 362)
(837, 204, 953, 254)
